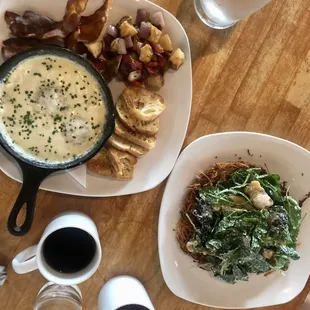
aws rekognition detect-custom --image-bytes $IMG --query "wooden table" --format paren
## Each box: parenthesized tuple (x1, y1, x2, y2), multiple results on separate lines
(1, 0, 310, 309)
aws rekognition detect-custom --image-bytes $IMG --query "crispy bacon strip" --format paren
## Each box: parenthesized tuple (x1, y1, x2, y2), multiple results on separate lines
(4, 10, 65, 40)
(21, 11, 57, 29)
(79, 0, 112, 43)
(1, 38, 45, 59)
(4, 11, 19, 25)
(40, 36, 65, 47)
(62, 0, 88, 34)
(40, 28, 66, 40)
(1, 36, 65, 60)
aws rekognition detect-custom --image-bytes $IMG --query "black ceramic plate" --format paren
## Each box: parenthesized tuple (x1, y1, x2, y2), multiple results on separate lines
(0, 47, 115, 236)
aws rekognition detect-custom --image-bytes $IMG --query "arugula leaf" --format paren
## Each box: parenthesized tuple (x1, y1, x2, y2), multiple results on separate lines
(283, 196, 302, 243)
(198, 186, 252, 208)
(271, 254, 290, 271)
(215, 210, 260, 234)
(251, 210, 269, 250)
(239, 251, 270, 274)
(223, 168, 263, 188)
(260, 205, 294, 248)
(278, 245, 300, 260)
(190, 200, 221, 244)
(258, 174, 282, 204)
(198, 187, 236, 207)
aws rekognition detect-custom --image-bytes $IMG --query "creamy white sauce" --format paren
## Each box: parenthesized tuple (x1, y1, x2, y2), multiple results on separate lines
(0, 55, 106, 163)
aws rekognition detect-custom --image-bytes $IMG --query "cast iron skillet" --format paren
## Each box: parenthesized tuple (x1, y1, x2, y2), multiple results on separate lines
(0, 47, 115, 236)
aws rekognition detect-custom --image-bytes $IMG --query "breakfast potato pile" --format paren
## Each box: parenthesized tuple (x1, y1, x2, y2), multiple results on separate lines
(102, 9, 185, 89)
(2, 0, 185, 90)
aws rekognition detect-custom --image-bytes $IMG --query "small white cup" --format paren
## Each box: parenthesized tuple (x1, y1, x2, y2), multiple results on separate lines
(12, 212, 101, 285)
(98, 276, 155, 310)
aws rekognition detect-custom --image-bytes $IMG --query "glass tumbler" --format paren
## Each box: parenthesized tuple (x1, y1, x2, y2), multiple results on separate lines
(194, 0, 272, 29)
(34, 282, 82, 310)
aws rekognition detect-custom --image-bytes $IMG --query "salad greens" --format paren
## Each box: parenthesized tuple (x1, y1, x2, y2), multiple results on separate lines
(186, 168, 302, 284)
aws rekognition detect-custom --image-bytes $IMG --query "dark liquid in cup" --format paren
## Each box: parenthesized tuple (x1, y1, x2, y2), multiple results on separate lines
(43, 228, 96, 273)
(117, 306, 150, 310)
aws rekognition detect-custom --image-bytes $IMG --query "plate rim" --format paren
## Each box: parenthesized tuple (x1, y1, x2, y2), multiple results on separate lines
(158, 132, 310, 308)
(0, 0, 193, 197)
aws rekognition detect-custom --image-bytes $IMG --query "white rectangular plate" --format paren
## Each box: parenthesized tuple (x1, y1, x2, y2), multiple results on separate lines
(0, 0, 192, 197)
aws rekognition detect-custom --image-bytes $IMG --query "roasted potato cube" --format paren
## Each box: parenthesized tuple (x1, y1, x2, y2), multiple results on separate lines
(148, 25, 162, 44)
(128, 70, 142, 82)
(117, 16, 133, 28)
(169, 48, 185, 70)
(85, 41, 103, 58)
(139, 44, 153, 63)
(119, 21, 138, 38)
(145, 74, 164, 91)
(110, 38, 120, 53)
(159, 34, 173, 52)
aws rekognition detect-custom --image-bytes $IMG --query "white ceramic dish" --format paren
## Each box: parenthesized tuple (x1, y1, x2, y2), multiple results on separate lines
(158, 132, 310, 309)
(0, 0, 192, 197)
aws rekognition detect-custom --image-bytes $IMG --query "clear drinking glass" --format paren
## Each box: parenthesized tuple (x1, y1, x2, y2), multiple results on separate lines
(34, 282, 82, 310)
(194, 0, 272, 29)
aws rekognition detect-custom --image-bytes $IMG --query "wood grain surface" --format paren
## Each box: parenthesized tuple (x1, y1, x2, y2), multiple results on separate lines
(1, 0, 310, 309)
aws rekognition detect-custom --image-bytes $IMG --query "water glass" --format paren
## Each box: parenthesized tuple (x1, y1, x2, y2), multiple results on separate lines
(194, 0, 272, 29)
(34, 282, 82, 310)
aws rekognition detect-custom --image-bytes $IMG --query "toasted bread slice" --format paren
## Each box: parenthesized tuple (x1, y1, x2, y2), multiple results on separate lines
(114, 118, 156, 150)
(116, 96, 159, 136)
(87, 148, 115, 177)
(122, 87, 166, 121)
(107, 146, 137, 180)
(108, 134, 148, 157)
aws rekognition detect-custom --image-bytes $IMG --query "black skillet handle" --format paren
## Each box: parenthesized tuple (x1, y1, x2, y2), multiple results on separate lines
(8, 162, 54, 236)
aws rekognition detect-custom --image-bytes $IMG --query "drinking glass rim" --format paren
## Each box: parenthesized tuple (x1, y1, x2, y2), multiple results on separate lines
(37, 282, 82, 298)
